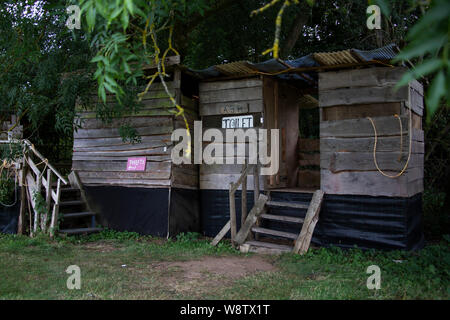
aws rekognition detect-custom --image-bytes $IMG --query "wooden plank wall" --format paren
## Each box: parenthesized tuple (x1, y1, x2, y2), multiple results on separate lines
(73, 77, 199, 189)
(319, 67, 424, 197)
(199, 78, 264, 190)
(298, 138, 320, 189)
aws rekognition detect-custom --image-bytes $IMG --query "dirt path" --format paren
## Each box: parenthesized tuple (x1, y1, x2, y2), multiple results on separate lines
(149, 256, 277, 298)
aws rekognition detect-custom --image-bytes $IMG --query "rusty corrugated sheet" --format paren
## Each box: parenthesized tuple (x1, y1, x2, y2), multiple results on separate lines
(213, 61, 257, 76)
(313, 50, 360, 66)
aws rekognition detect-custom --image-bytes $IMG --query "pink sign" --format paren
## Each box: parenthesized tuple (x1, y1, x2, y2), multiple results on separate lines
(126, 157, 147, 171)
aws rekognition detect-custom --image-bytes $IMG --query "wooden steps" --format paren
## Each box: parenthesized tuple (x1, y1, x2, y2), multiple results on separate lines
(57, 172, 102, 236)
(260, 213, 304, 224)
(266, 201, 309, 210)
(235, 190, 324, 255)
(59, 227, 103, 235)
(240, 240, 292, 254)
(251, 226, 298, 240)
(62, 211, 96, 219)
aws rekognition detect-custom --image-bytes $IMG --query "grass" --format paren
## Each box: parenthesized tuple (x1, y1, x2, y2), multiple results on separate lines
(0, 230, 448, 300)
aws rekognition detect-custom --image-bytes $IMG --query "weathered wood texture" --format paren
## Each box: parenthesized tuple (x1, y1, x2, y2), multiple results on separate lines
(293, 190, 324, 254)
(319, 67, 424, 116)
(199, 79, 263, 116)
(319, 67, 424, 197)
(72, 76, 199, 189)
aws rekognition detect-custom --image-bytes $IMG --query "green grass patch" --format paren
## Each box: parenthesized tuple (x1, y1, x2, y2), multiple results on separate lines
(0, 231, 448, 300)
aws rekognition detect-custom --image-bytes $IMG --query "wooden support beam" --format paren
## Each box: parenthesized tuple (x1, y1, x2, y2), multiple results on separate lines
(235, 194, 268, 245)
(210, 220, 231, 247)
(293, 190, 324, 254)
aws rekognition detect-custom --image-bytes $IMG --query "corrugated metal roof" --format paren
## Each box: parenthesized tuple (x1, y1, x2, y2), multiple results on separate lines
(313, 49, 359, 66)
(194, 44, 399, 82)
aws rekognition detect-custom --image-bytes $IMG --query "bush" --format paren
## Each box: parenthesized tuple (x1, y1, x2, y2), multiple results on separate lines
(423, 187, 448, 240)
(0, 172, 15, 206)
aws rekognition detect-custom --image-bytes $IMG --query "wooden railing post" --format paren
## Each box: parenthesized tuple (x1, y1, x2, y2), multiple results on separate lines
(229, 183, 237, 245)
(241, 163, 248, 229)
(50, 178, 61, 238)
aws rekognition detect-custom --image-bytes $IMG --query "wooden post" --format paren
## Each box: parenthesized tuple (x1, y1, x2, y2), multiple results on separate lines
(43, 168, 52, 233)
(210, 220, 231, 246)
(17, 157, 27, 235)
(241, 164, 247, 230)
(235, 194, 268, 245)
(229, 183, 236, 245)
(293, 190, 324, 254)
(50, 179, 61, 238)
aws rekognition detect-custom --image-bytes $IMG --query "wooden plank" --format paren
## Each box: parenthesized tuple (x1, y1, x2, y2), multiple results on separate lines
(229, 188, 237, 244)
(298, 170, 320, 188)
(319, 67, 407, 90)
(321, 152, 424, 172)
(200, 78, 262, 92)
(72, 146, 170, 158)
(49, 179, 61, 238)
(319, 85, 409, 107)
(72, 160, 171, 173)
(77, 116, 171, 130)
(293, 190, 324, 254)
(320, 136, 425, 153)
(241, 241, 292, 254)
(234, 194, 268, 245)
(266, 201, 309, 210)
(74, 123, 172, 139)
(79, 178, 171, 187)
(200, 99, 263, 116)
(322, 102, 402, 121)
(260, 214, 304, 224)
(74, 140, 171, 152)
(298, 139, 319, 152)
(199, 87, 263, 104)
(74, 134, 171, 148)
(299, 153, 320, 167)
(71, 154, 171, 162)
(251, 226, 297, 240)
(210, 220, 231, 246)
(321, 168, 423, 197)
(320, 115, 410, 138)
(77, 170, 171, 180)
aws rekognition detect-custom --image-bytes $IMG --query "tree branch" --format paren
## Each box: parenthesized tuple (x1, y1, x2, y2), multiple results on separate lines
(280, 10, 309, 59)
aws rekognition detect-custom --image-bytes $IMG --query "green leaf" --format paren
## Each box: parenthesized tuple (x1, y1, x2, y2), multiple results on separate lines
(86, 7, 96, 31)
(394, 35, 447, 61)
(121, 10, 129, 31)
(407, 3, 450, 40)
(125, 0, 134, 15)
(395, 59, 443, 89)
(426, 70, 446, 122)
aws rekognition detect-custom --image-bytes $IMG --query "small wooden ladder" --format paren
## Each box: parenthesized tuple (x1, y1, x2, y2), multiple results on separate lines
(58, 171, 102, 235)
(211, 163, 324, 255)
(238, 190, 324, 255)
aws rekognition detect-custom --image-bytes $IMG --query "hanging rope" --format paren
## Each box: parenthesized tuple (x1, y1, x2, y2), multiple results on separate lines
(367, 100, 413, 178)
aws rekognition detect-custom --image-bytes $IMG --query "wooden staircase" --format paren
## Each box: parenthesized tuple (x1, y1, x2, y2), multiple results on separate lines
(57, 184, 102, 235)
(211, 163, 324, 255)
(239, 190, 324, 254)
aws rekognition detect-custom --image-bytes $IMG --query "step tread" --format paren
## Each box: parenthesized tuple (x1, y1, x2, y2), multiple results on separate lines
(59, 227, 103, 235)
(251, 227, 298, 240)
(59, 200, 84, 206)
(245, 240, 293, 251)
(260, 213, 304, 224)
(62, 212, 96, 218)
(266, 201, 309, 210)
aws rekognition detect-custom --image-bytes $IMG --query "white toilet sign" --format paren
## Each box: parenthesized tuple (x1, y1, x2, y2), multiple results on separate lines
(222, 115, 253, 129)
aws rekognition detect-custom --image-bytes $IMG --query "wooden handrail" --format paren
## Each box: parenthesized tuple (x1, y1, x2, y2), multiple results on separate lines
(0, 139, 68, 184)
(228, 162, 260, 245)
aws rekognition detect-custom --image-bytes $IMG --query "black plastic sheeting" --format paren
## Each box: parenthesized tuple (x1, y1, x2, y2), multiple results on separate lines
(201, 190, 424, 251)
(0, 189, 20, 234)
(85, 186, 169, 237)
(169, 188, 201, 236)
(201, 189, 255, 238)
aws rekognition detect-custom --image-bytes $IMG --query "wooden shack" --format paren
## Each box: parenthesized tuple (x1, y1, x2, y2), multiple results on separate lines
(199, 62, 424, 251)
(72, 62, 201, 236)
